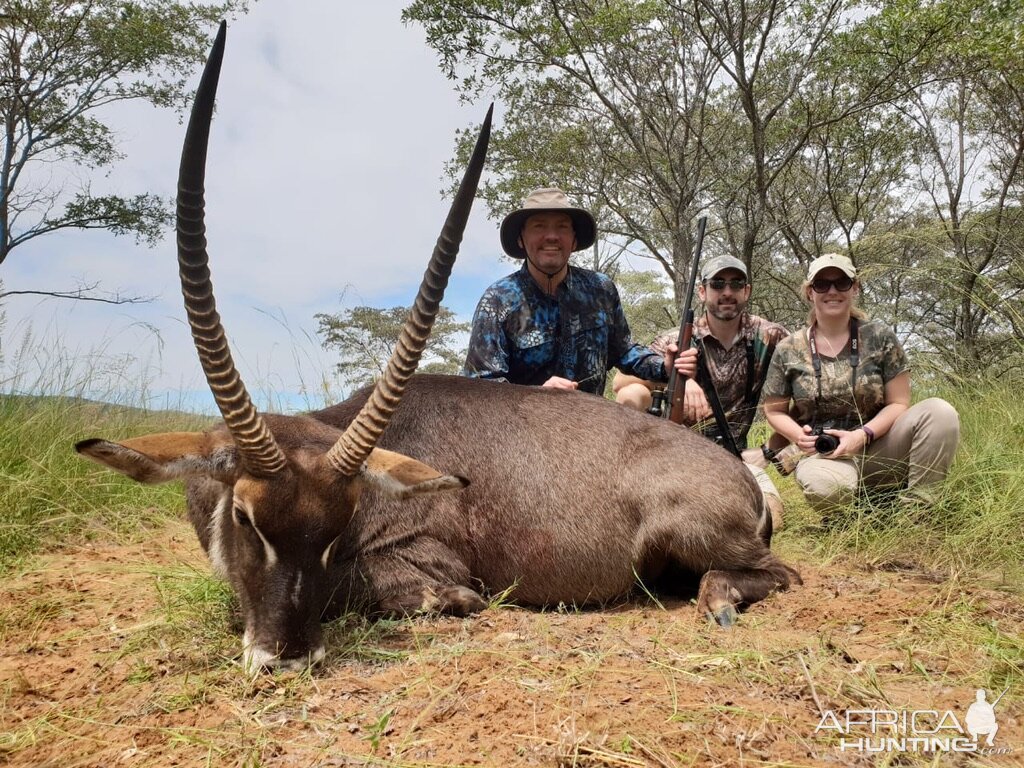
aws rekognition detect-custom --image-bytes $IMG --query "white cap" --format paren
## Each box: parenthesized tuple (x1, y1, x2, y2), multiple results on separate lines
(807, 253, 856, 281)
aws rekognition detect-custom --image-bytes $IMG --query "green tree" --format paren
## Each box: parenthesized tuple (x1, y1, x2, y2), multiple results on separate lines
(0, 0, 248, 279)
(316, 305, 470, 392)
(409, 0, 724, 300)
(849, 0, 1024, 376)
(614, 268, 675, 343)
(406, 0, 931, 302)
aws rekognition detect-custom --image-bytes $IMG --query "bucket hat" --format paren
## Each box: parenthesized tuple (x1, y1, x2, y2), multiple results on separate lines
(499, 187, 596, 258)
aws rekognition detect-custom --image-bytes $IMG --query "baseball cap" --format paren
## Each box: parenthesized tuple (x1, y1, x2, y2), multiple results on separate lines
(701, 255, 748, 282)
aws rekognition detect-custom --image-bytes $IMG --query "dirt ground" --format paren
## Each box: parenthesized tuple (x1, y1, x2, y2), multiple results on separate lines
(1, 520, 1021, 767)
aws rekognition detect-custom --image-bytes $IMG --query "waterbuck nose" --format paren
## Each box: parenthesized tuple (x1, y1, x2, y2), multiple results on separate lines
(242, 642, 326, 673)
(242, 629, 326, 673)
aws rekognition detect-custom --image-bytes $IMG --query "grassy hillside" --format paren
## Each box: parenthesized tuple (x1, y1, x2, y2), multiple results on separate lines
(0, 394, 212, 571)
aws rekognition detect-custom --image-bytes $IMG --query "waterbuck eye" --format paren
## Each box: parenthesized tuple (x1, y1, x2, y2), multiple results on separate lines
(232, 506, 252, 528)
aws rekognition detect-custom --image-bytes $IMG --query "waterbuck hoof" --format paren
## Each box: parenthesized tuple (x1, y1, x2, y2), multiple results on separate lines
(708, 604, 738, 628)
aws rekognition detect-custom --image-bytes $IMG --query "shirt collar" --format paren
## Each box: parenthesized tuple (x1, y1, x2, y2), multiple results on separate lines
(518, 261, 573, 299)
(694, 311, 753, 348)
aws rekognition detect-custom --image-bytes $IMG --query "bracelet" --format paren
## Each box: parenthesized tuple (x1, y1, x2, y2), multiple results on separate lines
(860, 425, 875, 445)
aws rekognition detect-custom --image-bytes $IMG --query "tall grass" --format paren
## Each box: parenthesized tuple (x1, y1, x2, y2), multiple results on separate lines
(0, 393, 211, 571)
(0, 309, 347, 571)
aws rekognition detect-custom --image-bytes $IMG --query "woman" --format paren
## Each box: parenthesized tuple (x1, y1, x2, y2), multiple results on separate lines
(762, 254, 960, 514)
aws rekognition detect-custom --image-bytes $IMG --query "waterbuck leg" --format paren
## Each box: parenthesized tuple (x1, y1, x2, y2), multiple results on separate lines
(329, 538, 487, 618)
(696, 563, 802, 627)
(378, 584, 487, 617)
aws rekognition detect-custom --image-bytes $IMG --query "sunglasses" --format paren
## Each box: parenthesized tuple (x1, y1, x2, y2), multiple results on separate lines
(704, 278, 748, 291)
(810, 276, 855, 293)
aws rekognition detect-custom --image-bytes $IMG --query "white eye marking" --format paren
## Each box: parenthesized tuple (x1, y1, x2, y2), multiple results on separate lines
(253, 524, 278, 567)
(208, 492, 231, 578)
(230, 499, 278, 567)
(321, 534, 342, 571)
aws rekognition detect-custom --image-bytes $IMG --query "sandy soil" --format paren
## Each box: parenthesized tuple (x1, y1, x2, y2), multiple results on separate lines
(1, 520, 1021, 767)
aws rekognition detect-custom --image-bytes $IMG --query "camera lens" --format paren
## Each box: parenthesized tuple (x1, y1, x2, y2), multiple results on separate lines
(814, 433, 840, 454)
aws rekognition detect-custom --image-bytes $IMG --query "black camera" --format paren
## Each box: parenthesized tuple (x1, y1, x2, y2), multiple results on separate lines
(812, 423, 840, 454)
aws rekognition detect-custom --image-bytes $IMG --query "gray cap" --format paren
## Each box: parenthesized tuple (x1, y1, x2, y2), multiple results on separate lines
(701, 255, 748, 282)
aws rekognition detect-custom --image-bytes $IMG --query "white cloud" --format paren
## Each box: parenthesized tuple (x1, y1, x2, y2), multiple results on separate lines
(1, 2, 510, 412)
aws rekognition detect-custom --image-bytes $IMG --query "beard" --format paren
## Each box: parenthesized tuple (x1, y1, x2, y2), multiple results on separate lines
(708, 300, 745, 321)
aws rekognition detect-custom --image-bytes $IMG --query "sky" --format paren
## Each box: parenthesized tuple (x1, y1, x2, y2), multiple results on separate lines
(0, 2, 515, 413)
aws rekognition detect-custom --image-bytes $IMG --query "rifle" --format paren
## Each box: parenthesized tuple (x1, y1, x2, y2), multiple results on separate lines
(661, 216, 706, 424)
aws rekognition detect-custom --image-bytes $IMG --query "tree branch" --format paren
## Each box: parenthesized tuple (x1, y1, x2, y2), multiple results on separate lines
(0, 283, 155, 305)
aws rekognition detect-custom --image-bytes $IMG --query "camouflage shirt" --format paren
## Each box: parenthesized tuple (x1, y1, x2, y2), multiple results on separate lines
(462, 263, 667, 395)
(762, 320, 909, 430)
(652, 313, 789, 448)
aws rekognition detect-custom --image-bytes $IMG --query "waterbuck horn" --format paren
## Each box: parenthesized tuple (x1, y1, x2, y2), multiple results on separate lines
(176, 21, 287, 477)
(325, 106, 493, 476)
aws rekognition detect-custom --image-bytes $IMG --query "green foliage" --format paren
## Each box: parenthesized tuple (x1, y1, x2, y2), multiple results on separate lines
(615, 269, 675, 343)
(0, 0, 250, 267)
(315, 305, 469, 392)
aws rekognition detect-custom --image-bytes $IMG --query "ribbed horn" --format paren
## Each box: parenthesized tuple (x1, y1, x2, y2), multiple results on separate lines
(325, 106, 493, 476)
(177, 21, 286, 477)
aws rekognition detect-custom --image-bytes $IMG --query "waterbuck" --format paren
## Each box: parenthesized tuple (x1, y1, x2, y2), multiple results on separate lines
(76, 23, 800, 672)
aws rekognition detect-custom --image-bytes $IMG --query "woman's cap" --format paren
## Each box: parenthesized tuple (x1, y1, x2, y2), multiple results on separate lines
(807, 253, 857, 281)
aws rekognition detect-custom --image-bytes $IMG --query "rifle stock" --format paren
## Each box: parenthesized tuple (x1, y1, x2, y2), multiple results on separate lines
(664, 216, 707, 424)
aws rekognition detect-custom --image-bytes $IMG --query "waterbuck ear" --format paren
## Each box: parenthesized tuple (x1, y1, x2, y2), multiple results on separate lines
(358, 448, 469, 499)
(75, 432, 239, 484)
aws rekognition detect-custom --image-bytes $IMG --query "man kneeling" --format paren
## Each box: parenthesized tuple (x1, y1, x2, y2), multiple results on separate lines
(614, 255, 789, 530)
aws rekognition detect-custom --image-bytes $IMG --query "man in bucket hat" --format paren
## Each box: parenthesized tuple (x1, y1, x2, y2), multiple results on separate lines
(613, 253, 790, 529)
(462, 187, 696, 394)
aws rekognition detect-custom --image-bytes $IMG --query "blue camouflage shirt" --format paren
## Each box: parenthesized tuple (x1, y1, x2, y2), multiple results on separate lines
(462, 263, 667, 395)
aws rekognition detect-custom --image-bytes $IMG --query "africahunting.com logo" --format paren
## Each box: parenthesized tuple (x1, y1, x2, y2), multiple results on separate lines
(815, 688, 1013, 755)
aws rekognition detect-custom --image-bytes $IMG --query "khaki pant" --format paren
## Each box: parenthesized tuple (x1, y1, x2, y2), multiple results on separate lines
(794, 398, 960, 513)
(747, 463, 781, 504)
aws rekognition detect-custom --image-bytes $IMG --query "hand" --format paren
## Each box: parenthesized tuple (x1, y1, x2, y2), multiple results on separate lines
(542, 376, 578, 391)
(823, 428, 869, 459)
(796, 424, 819, 456)
(664, 344, 698, 379)
(682, 378, 711, 423)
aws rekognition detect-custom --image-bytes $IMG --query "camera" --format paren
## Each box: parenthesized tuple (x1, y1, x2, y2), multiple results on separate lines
(811, 422, 840, 454)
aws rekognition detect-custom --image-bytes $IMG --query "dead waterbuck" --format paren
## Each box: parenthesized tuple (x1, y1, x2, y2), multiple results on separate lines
(76, 23, 800, 672)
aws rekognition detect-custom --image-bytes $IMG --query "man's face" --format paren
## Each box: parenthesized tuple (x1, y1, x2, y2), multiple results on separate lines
(699, 268, 750, 321)
(519, 212, 576, 274)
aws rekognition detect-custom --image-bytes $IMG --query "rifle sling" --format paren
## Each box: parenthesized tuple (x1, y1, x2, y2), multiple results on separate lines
(696, 342, 741, 457)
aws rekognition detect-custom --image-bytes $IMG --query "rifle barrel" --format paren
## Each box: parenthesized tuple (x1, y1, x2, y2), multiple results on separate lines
(665, 216, 707, 423)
